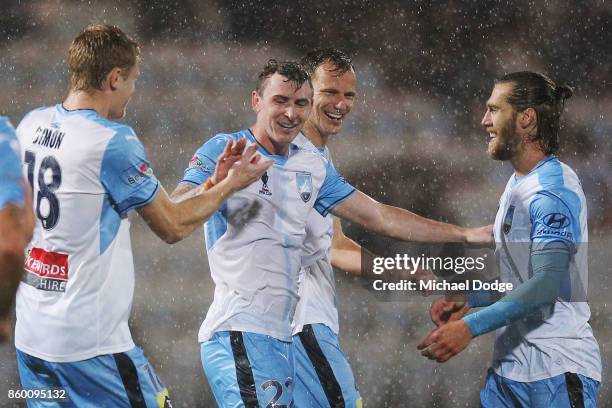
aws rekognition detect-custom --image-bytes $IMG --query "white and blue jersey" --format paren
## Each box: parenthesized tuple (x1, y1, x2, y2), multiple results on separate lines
(292, 133, 338, 336)
(15, 104, 160, 362)
(0, 116, 24, 210)
(182, 129, 356, 343)
(491, 156, 601, 383)
(290, 134, 361, 408)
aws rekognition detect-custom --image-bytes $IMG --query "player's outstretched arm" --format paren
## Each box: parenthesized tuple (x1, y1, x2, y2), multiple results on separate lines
(330, 191, 493, 245)
(139, 144, 271, 244)
(330, 217, 436, 286)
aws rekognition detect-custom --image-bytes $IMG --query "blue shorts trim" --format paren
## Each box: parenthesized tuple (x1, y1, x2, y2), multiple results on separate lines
(16, 347, 171, 408)
(201, 331, 295, 408)
(293, 324, 361, 408)
(480, 368, 600, 408)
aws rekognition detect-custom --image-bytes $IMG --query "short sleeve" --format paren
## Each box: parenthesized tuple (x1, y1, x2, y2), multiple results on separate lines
(0, 117, 25, 209)
(100, 127, 160, 217)
(529, 191, 579, 246)
(182, 134, 231, 185)
(314, 158, 355, 216)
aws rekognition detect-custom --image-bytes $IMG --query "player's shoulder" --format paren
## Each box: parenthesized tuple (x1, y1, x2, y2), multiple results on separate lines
(0, 116, 19, 156)
(17, 105, 54, 129)
(195, 129, 250, 153)
(526, 157, 584, 217)
(0, 116, 16, 140)
(517, 157, 580, 196)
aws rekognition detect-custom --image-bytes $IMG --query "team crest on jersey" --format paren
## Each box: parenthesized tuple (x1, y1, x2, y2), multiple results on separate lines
(259, 171, 272, 196)
(296, 172, 313, 202)
(503, 205, 515, 234)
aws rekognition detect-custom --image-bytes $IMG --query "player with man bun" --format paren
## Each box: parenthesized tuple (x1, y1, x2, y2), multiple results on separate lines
(420, 71, 601, 407)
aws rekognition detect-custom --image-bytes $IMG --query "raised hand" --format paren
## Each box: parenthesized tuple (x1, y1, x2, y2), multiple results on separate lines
(225, 143, 273, 192)
(212, 138, 248, 184)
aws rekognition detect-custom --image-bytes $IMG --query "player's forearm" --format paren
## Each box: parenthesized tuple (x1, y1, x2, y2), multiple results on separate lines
(169, 179, 234, 241)
(463, 242, 569, 337)
(376, 204, 467, 243)
(330, 239, 365, 276)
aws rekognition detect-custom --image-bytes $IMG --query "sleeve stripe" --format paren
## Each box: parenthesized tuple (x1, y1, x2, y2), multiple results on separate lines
(119, 181, 160, 215)
(180, 179, 201, 186)
(317, 188, 356, 216)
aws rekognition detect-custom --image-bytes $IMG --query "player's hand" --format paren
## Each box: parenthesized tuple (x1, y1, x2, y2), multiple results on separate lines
(212, 138, 248, 184)
(387, 267, 436, 295)
(417, 319, 473, 363)
(430, 297, 470, 326)
(225, 143, 273, 192)
(465, 224, 494, 248)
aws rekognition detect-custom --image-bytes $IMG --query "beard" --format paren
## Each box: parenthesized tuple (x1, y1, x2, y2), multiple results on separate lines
(487, 116, 521, 161)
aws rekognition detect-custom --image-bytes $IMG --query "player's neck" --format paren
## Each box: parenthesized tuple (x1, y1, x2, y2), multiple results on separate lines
(511, 145, 546, 177)
(302, 120, 328, 148)
(63, 91, 111, 119)
(249, 124, 289, 156)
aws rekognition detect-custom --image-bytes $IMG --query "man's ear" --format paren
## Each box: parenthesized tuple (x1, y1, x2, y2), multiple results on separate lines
(103, 68, 122, 92)
(519, 107, 537, 130)
(252, 90, 261, 113)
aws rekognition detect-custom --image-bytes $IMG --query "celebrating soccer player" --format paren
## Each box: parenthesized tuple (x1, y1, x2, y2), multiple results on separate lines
(14, 24, 270, 407)
(172, 58, 492, 407)
(0, 116, 33, 343)
(419, 72, 601, 406)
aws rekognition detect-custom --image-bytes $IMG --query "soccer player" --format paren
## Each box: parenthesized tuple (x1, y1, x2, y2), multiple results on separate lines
(0, 116, 33, 343)
(172, 59, 492, 407)
(15, 24, 270, 407)
(289, 48, 377, 408)
(418, 72, 601, 407)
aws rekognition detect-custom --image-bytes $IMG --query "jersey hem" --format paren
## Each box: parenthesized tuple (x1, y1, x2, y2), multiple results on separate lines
(199, 325, 292, 343)
(15, 341, 136, 363)
(493, 364, 601, 383)
(292, 321, 339, 336)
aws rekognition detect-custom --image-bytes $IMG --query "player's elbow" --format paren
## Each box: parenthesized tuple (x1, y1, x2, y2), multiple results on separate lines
(159, 228, 184, 244)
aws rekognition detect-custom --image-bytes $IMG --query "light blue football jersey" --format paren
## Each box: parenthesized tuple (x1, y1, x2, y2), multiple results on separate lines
(182, 129, 356, 342)
(492, 156, 601, 382)
(291, 133, 339, 335)
(0, 116, 24, 209)
(15, 105, 159, 362)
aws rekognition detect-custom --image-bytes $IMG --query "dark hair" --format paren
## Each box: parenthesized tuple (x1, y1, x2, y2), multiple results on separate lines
(255, 59, 311, 95)
(68, 24, 140, 91)
(300, 48, 354, 77)
(496, 71, 573, 155)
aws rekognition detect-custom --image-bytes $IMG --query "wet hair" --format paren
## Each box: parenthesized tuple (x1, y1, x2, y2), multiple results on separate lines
(68, 24, 140, 91)
(300, 48, 355, 78)
(496, 71, 573, 155)
(255, 59, 311, 96)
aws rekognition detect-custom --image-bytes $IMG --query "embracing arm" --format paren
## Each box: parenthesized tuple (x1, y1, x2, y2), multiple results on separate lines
(330, 191, 492, 245)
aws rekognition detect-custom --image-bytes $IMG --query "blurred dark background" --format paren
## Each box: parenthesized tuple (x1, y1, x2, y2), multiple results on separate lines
(0, 1, 610, 406)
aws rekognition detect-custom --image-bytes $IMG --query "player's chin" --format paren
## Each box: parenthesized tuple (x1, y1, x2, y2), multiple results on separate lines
(275, 125, 300, 140)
